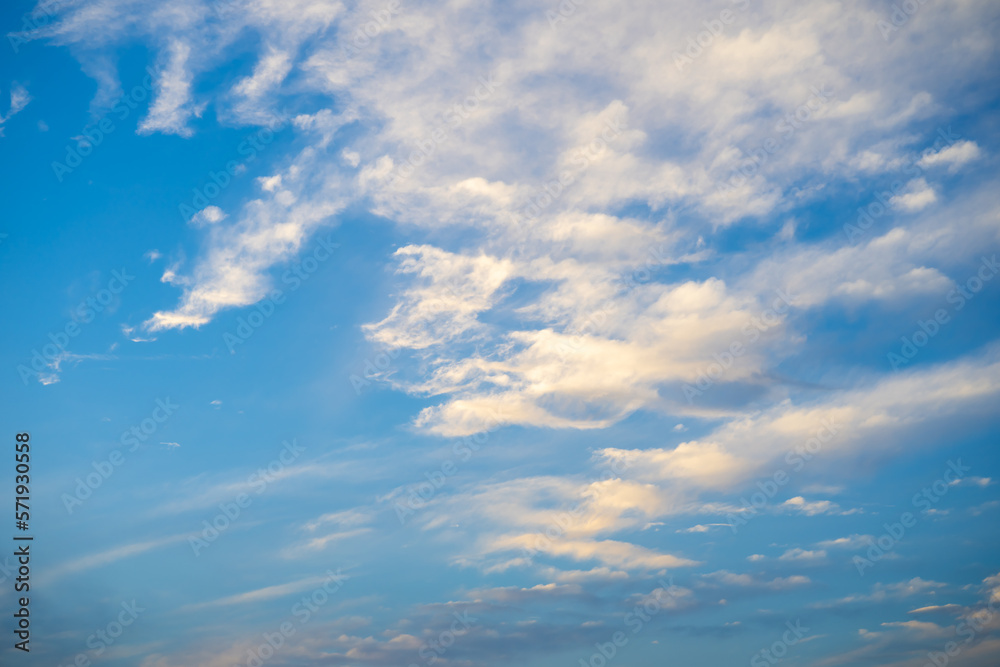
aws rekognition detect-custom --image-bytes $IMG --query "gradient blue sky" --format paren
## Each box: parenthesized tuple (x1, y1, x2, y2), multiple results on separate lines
(1, 0, 1000, 666)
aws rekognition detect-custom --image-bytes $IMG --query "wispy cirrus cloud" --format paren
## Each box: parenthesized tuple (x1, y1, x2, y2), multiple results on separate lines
(0, 82, 30, 136)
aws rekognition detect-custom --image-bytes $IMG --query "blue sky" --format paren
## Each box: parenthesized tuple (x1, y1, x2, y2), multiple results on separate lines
(1, 0, 1000, 665)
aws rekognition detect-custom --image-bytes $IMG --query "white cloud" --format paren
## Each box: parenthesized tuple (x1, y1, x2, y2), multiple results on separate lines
(816, 578, 947, 608)
(597, 347, 1000, 494)
(490, 535, 699, 571)
(144, 175, 347, 330)
(890, 178, 937, 212)
(779, 547, 827, 561)
(229, 46, 295, 124)
(816, 534, 874, 549)
(917, 140, 982, 172)
(190, 205, 227, 226)
(342, 149, 361, 167)
(21, 1, 1000, 665)
(180, 573, 340, 610)
(364, 246, 518, 350)
(703, 570, 811, 590)
(44, 533, 192, 582)
(780, 497, 841, 516)
(0, 82, 30, 136)
(676, 524, 720, 533)
(139, 40, 204, 137)
(909, 604, 963, 615)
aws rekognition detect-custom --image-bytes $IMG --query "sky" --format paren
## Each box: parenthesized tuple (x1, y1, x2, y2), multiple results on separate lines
(0, 0, 999, 665)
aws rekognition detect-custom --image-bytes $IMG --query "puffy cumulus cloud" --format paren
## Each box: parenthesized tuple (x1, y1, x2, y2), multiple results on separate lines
(984, 573, 1000, 607)
(890, 177, 937, 213)
(917, 140, 982, 172)
(369, 178, 998, 437)
(384, 275, 787, 436)
(189, 205, 227, 227)
(335, 0, 997, 437)
(310, 0, 990, 228)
